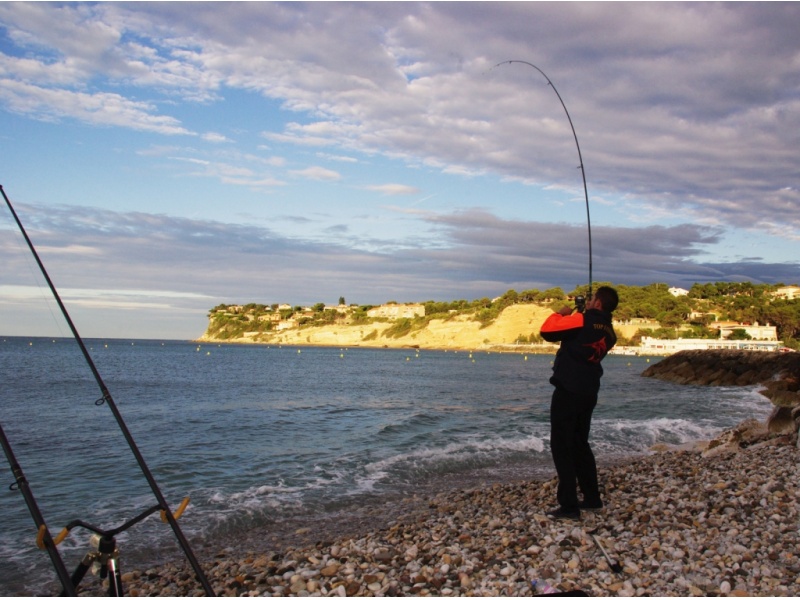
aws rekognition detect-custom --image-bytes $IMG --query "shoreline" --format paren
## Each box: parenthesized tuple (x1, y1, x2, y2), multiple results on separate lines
(77, 430, 798, 597)
(194, 338, 662, 358)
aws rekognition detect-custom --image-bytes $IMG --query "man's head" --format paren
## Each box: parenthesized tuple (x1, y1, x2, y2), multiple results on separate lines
(593, 286, 619, 313)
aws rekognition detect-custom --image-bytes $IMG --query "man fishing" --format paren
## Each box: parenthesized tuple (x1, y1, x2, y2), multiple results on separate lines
(540, 286, 618, 520)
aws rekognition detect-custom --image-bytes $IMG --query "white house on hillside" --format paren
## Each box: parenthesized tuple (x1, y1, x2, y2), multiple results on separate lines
(668, 287, 689, 297)
(712, 323, 777, 341)
(772, 285, 800, 301)
(367, 304, 425, 320)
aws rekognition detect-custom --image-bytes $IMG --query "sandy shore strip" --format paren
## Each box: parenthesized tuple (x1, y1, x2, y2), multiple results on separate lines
(82, 435, 798, 597)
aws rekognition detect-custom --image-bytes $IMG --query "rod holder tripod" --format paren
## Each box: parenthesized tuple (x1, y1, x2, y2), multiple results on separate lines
(49, 504, 162, 596)
(69, 533, 123, 597)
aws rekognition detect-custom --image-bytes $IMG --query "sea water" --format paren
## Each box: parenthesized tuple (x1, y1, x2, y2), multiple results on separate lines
(0, 337, 774, 595)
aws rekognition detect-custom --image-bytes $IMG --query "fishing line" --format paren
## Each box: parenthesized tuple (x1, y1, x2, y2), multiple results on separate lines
(493, 60, 594, 301)
(0, 184, 215, 596)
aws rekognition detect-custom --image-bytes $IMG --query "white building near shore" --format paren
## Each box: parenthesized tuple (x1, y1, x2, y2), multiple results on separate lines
(714, 323, 777, 341)
(638, 337, 783, 354)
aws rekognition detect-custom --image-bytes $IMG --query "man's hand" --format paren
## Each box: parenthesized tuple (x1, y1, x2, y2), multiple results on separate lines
(557, 306, 574, 316)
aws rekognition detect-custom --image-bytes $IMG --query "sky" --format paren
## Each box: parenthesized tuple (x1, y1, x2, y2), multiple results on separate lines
(1, 2, 799, 340)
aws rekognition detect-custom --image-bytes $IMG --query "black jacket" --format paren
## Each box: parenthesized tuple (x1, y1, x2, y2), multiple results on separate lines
(540, 308, 617, 396)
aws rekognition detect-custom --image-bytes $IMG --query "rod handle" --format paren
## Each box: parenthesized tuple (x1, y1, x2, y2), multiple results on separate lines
(36, 525, 70, 549)
(161, 497, 190, 523)
(35, 525, 47, 549)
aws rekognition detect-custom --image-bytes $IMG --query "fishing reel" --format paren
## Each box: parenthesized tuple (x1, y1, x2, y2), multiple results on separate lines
(575, 295, 586, 313)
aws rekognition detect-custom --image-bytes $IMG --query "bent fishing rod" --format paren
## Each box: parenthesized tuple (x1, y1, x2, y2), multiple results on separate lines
(1, 184, 215, 596)
(494, 60, 594, 303)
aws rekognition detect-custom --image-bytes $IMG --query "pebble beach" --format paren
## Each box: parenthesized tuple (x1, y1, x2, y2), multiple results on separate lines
(85, 428, 799, 598)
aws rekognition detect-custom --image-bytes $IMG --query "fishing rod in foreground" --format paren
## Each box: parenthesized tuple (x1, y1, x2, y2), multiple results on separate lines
(493, 60, 594, 308)
(0, 421, 76, 595)
(1, 184, 215, 596)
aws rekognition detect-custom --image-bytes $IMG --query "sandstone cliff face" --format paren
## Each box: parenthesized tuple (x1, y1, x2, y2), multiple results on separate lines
(642, 350, 800, 440)
(199, 304, 646, 350)
(201, 304, 557, 350)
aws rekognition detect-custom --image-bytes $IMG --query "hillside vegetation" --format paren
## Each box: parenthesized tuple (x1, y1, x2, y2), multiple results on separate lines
(200, 282, 800, 350)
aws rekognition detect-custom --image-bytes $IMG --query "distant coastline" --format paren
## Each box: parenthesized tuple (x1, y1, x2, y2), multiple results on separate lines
(196, 304, 651, 352)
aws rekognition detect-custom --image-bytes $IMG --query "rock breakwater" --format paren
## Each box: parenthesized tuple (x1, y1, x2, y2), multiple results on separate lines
(642, 350, 800, 438)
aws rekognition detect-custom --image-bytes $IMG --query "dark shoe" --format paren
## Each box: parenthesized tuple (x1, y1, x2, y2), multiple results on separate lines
(578, 500, 603, 512)
(546, 507, 581, 521)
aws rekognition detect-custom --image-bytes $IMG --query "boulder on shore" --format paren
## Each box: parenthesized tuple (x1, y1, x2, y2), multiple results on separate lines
(642, 349, 800, 438)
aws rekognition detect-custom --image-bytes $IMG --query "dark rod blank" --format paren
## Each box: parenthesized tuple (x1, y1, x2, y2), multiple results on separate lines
(494, 60, 594, 298)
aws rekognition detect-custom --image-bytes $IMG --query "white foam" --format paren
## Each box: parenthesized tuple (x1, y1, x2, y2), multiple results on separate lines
(595, 416, 722, 451)
(348, 432, 548, 494)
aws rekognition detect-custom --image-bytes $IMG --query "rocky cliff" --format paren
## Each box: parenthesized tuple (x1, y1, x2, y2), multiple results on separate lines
(199, 304, 646, 351)
(199, 304, 556, 349)
(642, 350, 800, 441)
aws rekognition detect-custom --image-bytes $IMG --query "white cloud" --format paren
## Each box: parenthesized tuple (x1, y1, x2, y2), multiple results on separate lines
(202, 132, 230, 143)
(35, 244, 101, 256)
(0, 78, 193, 134)
(316, 152, 359, 163)
(169, 156, 286, 189)
(262, 130, 337, 148)
(365, 184, 420, 196)
(290, 166, 342, 182)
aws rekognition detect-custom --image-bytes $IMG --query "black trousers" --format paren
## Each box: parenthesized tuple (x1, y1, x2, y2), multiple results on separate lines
(549, 386, 600, 511)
